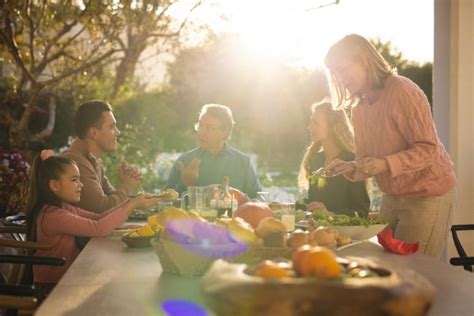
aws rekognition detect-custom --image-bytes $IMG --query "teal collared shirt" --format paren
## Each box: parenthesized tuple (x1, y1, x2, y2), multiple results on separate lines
(166, 144, 262, 198)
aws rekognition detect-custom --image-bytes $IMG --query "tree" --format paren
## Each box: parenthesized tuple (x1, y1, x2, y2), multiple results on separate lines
(166, 34, 329, 171)
(0, 1, 119, 150)
(371, 38, 433, 106)
(0, 0, 206, 151)
(110, 0, 204, 99)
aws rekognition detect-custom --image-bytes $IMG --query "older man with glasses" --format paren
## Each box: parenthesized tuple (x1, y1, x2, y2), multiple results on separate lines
(166, 104, 262, 198)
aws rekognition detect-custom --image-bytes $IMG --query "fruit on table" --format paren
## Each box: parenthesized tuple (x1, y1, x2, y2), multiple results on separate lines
(292, 244, 313, 275)
(255, 217, 287, 239)
(227, 217, 259, 245)
(186, 210, 206, 222)
(229, 187, 248, 207)
(300, 246, 341, 279)
(128, 224, 156, 237)
(255, 260, 292, 279)
(287, 230, 309, 248)
(233, 201, 273, 228)
(148, 207, 189, 229)
(137, 224, 155, 237)
(309, 226, 337, 247)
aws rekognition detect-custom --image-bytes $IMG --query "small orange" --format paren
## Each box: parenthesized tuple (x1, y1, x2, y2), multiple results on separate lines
(301, 246, 341, 279)
(292, 244, 312, 276)
(255, 260, 292, 279)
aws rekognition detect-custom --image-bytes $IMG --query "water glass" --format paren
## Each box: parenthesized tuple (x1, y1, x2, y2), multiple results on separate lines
(158, 201, 174, 213)
(256, 191, 270, 204)
(280, 202, 296, 231)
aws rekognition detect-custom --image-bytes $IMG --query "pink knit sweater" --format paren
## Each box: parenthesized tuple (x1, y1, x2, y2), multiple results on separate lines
(349, 75, 456, 198)
(34, 202, 129, 283)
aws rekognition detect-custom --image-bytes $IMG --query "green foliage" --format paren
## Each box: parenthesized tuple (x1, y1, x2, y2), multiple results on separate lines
(399, 62, 433, 106)
(371, 38, 433, 107)
(167, 34, 329, 171)
(101, 91, 191, 192)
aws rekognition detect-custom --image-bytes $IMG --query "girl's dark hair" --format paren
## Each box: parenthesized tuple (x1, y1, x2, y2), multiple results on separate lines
(26, 154, 76, 241)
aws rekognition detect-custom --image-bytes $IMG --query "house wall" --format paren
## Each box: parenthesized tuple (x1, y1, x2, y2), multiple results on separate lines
(434, 0, 474, 259)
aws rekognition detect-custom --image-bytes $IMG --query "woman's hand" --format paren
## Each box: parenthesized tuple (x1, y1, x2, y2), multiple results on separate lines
(356, 157, 389, 177)
(325, 158, 355, 177)
(306, 201, 336, 217)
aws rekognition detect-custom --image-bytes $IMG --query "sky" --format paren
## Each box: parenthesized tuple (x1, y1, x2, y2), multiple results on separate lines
(143, 0, 434, 85)
(195, 0, 434, 68)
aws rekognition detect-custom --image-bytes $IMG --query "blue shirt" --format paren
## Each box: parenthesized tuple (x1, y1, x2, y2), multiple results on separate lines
(166, 144, 262, 198)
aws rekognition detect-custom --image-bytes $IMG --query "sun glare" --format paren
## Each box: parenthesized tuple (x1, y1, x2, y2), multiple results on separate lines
(198, 0, 433, 70)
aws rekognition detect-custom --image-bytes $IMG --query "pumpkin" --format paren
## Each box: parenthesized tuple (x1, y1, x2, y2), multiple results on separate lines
(233, 201, 273, 228)
(229, 187, 248, 207)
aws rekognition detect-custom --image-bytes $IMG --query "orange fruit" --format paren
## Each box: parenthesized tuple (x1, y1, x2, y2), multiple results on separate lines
(301, 246, 341, 279)
(255, 260, 292, 279)
(292, 244, 313, 276)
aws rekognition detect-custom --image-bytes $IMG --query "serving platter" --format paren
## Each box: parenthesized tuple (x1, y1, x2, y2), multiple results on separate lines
(201, 258, 436, 316)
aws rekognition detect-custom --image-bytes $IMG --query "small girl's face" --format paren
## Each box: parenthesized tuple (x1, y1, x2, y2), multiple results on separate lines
(49, 163, 83, 204)
(309, 110, 330, 143)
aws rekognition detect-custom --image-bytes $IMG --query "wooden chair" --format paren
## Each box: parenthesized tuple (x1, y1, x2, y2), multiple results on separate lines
(450, 224, 474, 272)
(0, 226, 64, 316)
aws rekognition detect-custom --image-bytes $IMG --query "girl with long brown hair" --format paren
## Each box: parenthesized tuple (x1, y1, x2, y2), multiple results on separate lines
(298, 100, 369, 217)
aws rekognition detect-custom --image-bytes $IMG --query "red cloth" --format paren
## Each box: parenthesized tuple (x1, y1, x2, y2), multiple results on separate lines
(377, 227, 419, 255)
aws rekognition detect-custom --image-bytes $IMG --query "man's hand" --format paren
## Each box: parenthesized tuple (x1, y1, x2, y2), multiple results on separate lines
(119, 160, 143, 193)
(177, 158, 201, 187)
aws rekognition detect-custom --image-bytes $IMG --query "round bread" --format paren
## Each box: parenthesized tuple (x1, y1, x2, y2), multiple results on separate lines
(155, 207, 189, 227)
(158, 188, 179, 200)
(309, 226, 336, 247)
(256, 217, 287, 239)
(287, 230, 309, 248)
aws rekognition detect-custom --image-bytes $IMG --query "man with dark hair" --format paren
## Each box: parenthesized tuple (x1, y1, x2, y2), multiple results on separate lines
(166, 104, 262, 198)
(61, 100, 142, 213)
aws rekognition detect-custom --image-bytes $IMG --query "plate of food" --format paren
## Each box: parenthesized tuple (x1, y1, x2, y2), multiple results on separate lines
(128, 189, 180, 220)
(128, 208, 157, 220)
(201, 247, 436, 316)
(311, 211, 387, 240)
(121, 224, 160, 248)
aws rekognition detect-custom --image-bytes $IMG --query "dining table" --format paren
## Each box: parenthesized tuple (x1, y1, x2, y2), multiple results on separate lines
(35, 232, 474, 316)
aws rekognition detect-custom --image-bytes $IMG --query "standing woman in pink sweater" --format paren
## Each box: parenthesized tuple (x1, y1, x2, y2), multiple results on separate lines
(324, 34, 456, 259)
(26, 150, 160, 295)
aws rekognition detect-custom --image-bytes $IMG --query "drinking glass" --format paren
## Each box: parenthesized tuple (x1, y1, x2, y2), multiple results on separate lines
(158, 201, 174, 213)
(256, 191, 270, 204)
(280, 202, 296, 231)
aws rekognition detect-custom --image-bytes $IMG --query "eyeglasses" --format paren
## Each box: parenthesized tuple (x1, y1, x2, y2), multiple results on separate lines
(194, 122, 222, 133)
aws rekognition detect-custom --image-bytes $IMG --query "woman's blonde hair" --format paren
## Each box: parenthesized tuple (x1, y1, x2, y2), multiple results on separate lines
(324, 34, 394, 109)
(298, 100, 355, 192)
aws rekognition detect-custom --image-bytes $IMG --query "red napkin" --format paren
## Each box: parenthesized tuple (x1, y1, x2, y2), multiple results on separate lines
(377, 227, 419, 255)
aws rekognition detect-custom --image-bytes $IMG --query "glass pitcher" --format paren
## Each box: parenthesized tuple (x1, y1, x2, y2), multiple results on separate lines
(181, 186, 214, 217)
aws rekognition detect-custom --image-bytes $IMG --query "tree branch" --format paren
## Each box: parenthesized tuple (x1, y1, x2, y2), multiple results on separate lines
(25, 2, 36, 69)
(42, 49, 118, 86)
(149, 0, 202, 39)
(36, 24, 87, 75)
(0, 12, 35, 84)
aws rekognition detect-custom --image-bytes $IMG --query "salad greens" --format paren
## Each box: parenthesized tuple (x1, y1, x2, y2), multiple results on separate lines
(312, 210, 387, 227)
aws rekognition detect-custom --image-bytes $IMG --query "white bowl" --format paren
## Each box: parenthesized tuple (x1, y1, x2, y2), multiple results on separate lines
(332, 224, 387, 240)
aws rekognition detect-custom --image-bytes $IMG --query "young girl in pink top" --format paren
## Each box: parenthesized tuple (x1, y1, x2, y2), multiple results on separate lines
(25, 150, 160, 293)
(324, 34, 456, 259)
